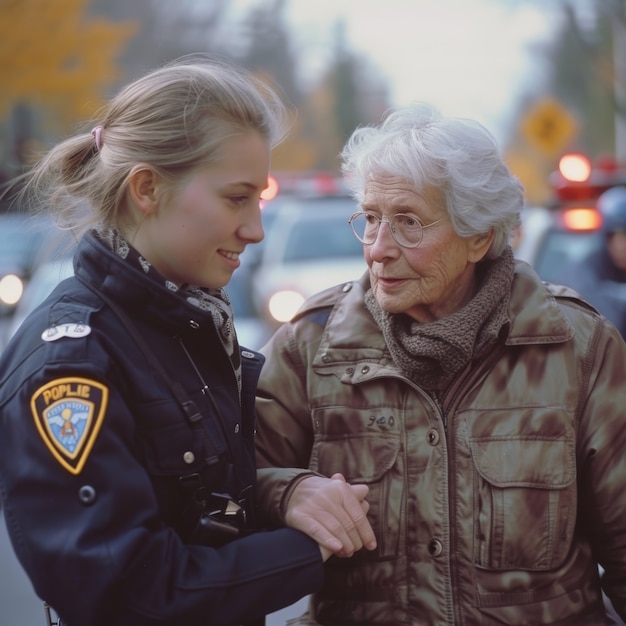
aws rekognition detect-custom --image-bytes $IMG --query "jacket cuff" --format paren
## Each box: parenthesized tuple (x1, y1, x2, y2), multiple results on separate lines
(256, 467, 322, 527)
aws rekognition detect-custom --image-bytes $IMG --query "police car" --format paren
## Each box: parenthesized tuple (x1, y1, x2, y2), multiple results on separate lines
(514, 153, 626, 284)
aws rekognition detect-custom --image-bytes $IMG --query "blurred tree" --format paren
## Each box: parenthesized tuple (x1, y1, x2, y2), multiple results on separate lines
(236, 0, 301, 107)
(232, 0, 389, 172)
(88, 0, 231, 87)
(329, 21, 364, 147)
(0, 0, 137, 143)
(305, 20, 389, 171)
(546, 2, 616, 157)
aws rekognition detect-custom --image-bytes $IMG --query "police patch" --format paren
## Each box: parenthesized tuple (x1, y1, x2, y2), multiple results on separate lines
(30, 377, 109, 475)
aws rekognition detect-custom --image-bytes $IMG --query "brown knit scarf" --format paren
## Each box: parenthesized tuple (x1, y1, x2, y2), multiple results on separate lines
(364, 247, 514, 394)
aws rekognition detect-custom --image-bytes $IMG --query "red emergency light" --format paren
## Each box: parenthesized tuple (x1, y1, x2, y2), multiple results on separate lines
(550, 153, 626, 203)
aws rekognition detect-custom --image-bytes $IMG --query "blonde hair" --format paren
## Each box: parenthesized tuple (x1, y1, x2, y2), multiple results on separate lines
(17, 54, 288, 236)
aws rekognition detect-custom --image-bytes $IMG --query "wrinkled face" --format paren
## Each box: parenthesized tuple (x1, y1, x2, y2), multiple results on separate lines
(132, 131, 270, 289)
(362, 173, 491, 323)
(607, 230, 626, 272)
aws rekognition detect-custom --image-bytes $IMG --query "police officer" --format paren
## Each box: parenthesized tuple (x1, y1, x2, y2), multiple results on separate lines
(0, 56, 376, 626)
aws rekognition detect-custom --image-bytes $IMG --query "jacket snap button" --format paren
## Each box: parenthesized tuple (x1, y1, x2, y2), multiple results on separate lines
(78, 485, 97, 505)
(360, 365, 370, 374)
(183, 451, 195, 464)
(188, 320, 200, 329)
(428, 538, 443, 557)
(321, 354, 330, 363)
(234, 423, 240, 433)
(427, 429, 440, 446)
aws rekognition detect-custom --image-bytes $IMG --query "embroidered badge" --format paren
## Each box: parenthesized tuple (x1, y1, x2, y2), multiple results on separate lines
(30, 377, 108, 475)
(41, 323, 91, 342)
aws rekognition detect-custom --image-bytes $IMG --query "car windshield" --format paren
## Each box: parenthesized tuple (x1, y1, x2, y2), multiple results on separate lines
(283, 217, 363, 262)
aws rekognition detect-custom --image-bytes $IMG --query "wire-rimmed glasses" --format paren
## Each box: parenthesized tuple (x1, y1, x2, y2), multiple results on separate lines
(348, 211, 445, 248)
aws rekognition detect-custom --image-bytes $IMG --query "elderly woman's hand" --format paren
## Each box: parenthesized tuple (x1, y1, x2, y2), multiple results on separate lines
(284, 473, 377, 561)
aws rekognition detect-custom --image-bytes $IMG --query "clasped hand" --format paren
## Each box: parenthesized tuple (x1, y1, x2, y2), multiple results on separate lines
(284, 473, 377, 561)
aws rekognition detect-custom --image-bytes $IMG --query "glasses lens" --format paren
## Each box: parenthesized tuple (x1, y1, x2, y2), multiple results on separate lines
(350, 212, 378, 243)
(392, 214, 423, 247)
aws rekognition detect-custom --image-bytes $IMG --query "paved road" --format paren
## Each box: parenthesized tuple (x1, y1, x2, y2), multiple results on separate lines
(0, 511, 306, 626)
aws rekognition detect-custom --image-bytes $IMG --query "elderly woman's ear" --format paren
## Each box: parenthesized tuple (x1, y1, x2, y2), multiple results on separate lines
(468, 230, 495, 262)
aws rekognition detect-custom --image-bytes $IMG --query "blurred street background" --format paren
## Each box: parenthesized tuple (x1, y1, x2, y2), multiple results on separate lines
(1, 0, 626, 624)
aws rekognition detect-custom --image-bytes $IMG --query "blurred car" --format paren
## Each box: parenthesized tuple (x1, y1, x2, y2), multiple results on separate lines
(251, 194, 366, 327)
(514, 153, 626, 284)
(0, 211, 53, 315)
(7, 252, 271, 352)
(514, 203, 604, 284)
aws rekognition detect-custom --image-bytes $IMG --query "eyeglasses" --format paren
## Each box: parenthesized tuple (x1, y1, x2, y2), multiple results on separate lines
(348, 211, 445, 248)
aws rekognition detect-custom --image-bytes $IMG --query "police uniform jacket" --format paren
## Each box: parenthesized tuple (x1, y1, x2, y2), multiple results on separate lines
(0, 232, 323, 626)
(255, 262, 626, 625)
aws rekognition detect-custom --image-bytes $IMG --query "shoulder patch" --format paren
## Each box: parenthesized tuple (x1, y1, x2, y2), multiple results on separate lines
(30, 377, 108, 474)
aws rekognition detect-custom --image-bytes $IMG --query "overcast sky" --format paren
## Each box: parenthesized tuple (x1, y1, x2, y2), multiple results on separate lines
(225, 0, 564, 143)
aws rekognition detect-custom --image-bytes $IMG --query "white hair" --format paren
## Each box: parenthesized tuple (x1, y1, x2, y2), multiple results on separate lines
(340, 102, 523, 259)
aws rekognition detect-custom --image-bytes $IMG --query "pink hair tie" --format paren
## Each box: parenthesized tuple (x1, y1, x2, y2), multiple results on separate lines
(91, 125, 103, 151)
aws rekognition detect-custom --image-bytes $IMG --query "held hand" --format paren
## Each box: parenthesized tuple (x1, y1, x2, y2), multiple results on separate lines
(284, 473, 377, 561)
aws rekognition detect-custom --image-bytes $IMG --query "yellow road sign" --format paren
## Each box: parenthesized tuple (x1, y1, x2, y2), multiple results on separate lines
(521, 98, 579, 156)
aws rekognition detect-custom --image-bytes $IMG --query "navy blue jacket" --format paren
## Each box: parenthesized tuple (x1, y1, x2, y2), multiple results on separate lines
(0, 232, 322, 626)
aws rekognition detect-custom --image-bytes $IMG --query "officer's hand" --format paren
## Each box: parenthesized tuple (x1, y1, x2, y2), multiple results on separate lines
(284, 473, 377, 560)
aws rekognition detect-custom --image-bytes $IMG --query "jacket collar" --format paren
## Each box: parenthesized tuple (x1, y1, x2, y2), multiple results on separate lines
(312, 260, 574, 368)
(73, 231, 216, 334)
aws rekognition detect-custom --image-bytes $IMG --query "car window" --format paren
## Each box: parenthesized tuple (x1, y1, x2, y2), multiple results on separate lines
(283, 218, 362, 262)
(533, 229, 603, 283)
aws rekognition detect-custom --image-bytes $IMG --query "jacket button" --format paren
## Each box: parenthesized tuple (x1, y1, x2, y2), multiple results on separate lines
(427, 428, 440, 446)
(78, 485, 97, 505)
(188, 320, 200, 329)
(183, 451, 195, 464)
(360, 365, 370, 374)
(321, 354, 330, 363)
(234, 423, 240, 434)
(428, 538, 443, 557)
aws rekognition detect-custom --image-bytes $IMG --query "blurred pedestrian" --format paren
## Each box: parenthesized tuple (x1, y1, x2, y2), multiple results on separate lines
(254, 103, 626, 625)
(0, 54, 375, 626)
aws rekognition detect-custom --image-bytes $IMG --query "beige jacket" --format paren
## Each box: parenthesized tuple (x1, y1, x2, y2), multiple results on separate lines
(255, 261, 626, 625)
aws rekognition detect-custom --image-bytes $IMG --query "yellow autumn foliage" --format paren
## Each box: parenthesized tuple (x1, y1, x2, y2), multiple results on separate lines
(0, 0, 137, 131)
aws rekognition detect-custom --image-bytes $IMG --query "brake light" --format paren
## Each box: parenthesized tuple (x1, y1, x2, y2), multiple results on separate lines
(560, 207, 602, 231)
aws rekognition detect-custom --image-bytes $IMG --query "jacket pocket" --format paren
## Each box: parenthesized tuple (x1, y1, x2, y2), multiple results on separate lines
(310, 424, 402, 558)
(469, 435, 576, 570)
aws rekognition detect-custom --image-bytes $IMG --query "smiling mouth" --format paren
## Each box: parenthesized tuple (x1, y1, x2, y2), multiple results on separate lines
(221, 250, 240, 261)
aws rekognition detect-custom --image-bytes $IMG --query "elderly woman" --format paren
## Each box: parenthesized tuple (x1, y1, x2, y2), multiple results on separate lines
(254, 103, 626, 625)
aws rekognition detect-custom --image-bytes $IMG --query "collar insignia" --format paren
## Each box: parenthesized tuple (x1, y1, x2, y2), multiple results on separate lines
(42, 323, 91, 342)
(30, 377, 109, 475)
